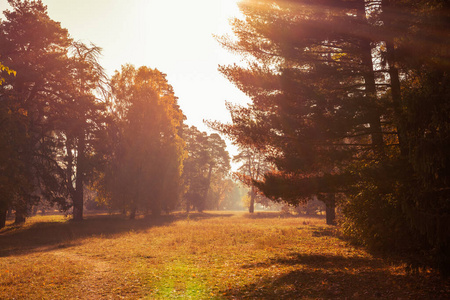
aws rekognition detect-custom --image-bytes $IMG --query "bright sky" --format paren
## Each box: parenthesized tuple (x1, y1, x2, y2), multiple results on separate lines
(0, 0, 248, 157)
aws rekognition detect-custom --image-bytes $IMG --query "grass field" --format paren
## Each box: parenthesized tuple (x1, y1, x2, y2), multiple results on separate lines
(1, 212, 449, 299)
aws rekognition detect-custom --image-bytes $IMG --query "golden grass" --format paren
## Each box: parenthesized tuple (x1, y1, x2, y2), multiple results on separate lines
(0, 211, 449, 299)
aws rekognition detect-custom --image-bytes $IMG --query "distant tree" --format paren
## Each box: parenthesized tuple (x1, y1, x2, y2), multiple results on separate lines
(207, 178, 235, 210)
(103, 65, 185, 218)
(217, 180, 247, 211)
(182, 125, 230, 212)
(202, 132, 231, 211)
(233, 145, 272, 213)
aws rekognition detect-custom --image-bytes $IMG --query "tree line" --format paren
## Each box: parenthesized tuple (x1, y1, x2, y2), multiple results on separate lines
(0, 0, 235, 225)
(208, 0, 449, 275)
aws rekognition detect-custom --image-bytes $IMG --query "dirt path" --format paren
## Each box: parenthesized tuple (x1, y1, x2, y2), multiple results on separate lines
(51, 250, 114, 299)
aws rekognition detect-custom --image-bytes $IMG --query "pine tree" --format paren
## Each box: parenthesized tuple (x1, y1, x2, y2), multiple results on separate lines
(210, 0, 387, 224)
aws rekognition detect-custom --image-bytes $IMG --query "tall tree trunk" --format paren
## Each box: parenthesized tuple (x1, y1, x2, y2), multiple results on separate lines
(152, 203, 161, 216)
(325, 194, 336, 225)
(0, 205, 7, 229)
(249, 187, 256, 213)
(386, 50, 407, 157)
(129, 206, 136, 220)
(361, 38, 385, 157)
(382, 0, 407, 157)
(201, 164, 214, 212)
(14, 203, 27, 224)
(358, 1, 385, 158)
(72, 137, 85, 221)
(186, 198, 190, 213)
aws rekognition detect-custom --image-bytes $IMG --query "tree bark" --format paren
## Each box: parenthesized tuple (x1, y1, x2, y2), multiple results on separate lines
(200, 164, 213, 212)
(186, 198, 190, 213)
(152, 203, 161, 216)
(358, 1, 385, 158)
(249, 187, 256, 213)
(325, 194, 336, 225)
(361, 39, 385, 156)
(0, 205, 7, 229)
(129, 206, 136, 220)
(386, 55, 407, 157)
(383, 0, 407, 157)
(14, 204, 27, 224)
(72, 136, 85, 221)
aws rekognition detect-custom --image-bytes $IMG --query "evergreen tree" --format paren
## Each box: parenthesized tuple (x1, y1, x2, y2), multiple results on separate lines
(212, 0, 450, 273)
(210, 0, 386, 224)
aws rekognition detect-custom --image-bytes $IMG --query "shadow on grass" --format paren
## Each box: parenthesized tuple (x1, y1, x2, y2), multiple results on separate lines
(241, 253, 383, 270)
(243, 212, 326, 220)
(311, 226, 341, 238)
(223, 252, 450, 299)
(184, 212, 234, 221)
(0, 212, 232, 258)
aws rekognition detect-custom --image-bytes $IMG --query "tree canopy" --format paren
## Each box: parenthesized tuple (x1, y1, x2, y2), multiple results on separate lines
(0, 0, 73, 224)
(182, 125, 230, 212)
(101, 65, 185, 217)
(211, 0, 450, 274)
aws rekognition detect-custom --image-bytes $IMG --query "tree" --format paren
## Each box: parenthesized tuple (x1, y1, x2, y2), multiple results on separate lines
(182, 125, 230, 212)
(220, 181, 247, 211)
(0, 62, 17, 227)
(55, 42, 109, 221)
(0, 100, 26, 228)
(212, 0, 450, 274)
(209, 0, 379, 224)
(340, 0, 450, 275)
(233, 145, 272, 213)
(207, 177, 235, 210)
(202, 132, 231, 211)
(0, 0, 73, 224)
(103, 65, 185, 218)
